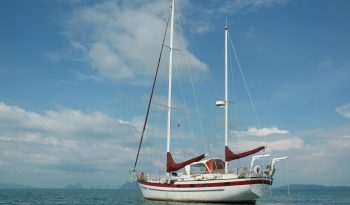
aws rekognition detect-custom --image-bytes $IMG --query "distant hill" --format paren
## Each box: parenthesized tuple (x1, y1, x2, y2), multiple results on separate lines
(65, 182, 83, 189)
(274, 184, 350, 191)
(119, 182, 350, 190)
(0, 183, 34, 189)
(119, 181, 138, 189)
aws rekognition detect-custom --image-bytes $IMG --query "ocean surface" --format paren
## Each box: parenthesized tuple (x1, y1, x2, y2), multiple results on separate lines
(0, 189, 349, 205)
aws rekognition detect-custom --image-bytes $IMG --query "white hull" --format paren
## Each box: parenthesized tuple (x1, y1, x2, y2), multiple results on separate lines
(139, 178, 272, 203)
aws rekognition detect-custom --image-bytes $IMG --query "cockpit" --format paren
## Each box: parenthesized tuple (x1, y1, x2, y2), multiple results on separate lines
(184, 158, 225, 175)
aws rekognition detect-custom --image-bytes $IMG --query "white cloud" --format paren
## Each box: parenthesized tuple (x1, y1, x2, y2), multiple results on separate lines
(0, 102, 137, 140)
(195, 0, 289, 17)
(235, 126, 289, 137)
(274, 125, 350, 185)
(181, 0, 289, 34)
(217, 0, 289, 14)
(190, 21, 211, 34)
(87, 42, 134, 80)
(328, 137, 350, 149)
(2, 101, 350, 186)
(67, 0, 208, 83)
(336, 103, 350, 119)
(267, 137, 304, 151)
(0, 102, 139, 186)
(226, 125, 350, 186)
(230, 136, 303, 152)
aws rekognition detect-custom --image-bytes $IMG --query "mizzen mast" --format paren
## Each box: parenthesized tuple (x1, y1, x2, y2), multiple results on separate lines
(166, 0, 175, 174)
(224, 22, 229, 174)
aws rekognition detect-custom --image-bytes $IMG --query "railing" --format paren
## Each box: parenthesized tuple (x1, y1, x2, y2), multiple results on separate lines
(132, 171, 167, 182)
(132, 167, 273, 184)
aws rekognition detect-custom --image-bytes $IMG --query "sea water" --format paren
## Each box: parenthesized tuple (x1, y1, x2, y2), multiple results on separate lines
(0, 189, 349, 205)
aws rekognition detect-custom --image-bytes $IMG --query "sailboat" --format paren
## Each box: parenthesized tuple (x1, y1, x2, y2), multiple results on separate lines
(132, 0, 287, 203)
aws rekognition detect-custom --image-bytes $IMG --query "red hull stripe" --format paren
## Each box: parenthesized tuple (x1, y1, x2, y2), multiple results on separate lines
(140, 179, 272, 188)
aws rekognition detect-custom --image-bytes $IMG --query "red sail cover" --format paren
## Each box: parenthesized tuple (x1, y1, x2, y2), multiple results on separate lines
(167, 152, 206, 172)
(225, 146, 265, 162)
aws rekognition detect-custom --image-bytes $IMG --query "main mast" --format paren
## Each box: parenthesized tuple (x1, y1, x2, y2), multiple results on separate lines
(166, 0, 175, 174)
(224, 23, 229, 174)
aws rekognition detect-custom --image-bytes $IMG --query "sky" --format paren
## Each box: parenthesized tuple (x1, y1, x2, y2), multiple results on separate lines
(0, 0, 349, 188)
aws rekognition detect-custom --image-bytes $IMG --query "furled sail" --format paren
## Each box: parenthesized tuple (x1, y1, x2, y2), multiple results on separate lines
(167, 152, 206, 172)
(225, 146, 265, 162)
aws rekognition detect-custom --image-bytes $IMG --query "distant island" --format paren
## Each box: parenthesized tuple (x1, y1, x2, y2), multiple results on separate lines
(119, 181, 138, 189)
(274, 184, 350, 191)
(1, 182, 349, 190)
(65, 183, 119, 189)
(0, 183, 34, 189)
(117, 182, 350, 191)
(65, 182, 83, 189)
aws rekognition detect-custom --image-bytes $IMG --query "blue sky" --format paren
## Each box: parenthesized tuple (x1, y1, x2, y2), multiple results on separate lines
(0, 0, 350, 188)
